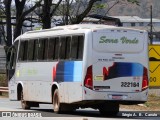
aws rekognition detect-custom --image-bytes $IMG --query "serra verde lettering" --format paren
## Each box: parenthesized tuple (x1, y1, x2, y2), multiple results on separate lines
(99, 36, 139, 44)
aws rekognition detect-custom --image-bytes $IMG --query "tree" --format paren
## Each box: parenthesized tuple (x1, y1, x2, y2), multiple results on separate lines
(70, 0, 102, 24)
(14, 0, 42, 40)
(40, 0, 62, 29)
(0, 0, 6, 45)
(56, 0, 139, 24)
(3, 0, 140, 42)
(35, 0, 102, 29)
(4, 0, 12, 47)
(91, 0, 140, 15)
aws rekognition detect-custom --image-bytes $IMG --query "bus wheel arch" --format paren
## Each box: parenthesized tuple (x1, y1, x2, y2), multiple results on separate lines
(51, 84, 58, 103)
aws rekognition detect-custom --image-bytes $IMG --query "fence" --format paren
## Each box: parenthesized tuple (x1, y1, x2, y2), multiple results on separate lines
(0, 87, 8, 95)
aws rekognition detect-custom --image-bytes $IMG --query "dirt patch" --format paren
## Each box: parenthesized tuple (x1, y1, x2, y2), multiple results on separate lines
(0, 93, 8, 98)
(0, 74, 7, 86)
(120, 94, 160, 111)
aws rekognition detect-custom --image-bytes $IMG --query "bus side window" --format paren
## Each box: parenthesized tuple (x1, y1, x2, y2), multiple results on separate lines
(33, 40, 39, 61)
(44, 39, 48, 60)
(38, 39, 48, 60)
(71, 35, 84, 60)
(48, 38, 55, 60)
(23, 41, 28, 61)
(18, 41, 25, 61)
(10, 40, 19, 69)
(18, 40, 28, 61)
(77, 36, 84, 59)
(28, 40, 34, 61)
(71, 36, 78, 60)
(13, 41, 19, 67)
(54, 37, 60, 60)
(48, 37, 60, 60)
(59, 36, 71, 60)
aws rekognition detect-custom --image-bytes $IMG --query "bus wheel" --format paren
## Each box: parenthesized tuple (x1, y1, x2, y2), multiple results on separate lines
(98, 102, 119, 116)
(21, 90, 30, 109)
(53, 89, 75, 113)
(53, 89, 61, 113)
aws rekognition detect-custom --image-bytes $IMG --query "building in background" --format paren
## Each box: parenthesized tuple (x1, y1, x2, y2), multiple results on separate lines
(113, 16, 160, 44)
(84, 15, 160, 43)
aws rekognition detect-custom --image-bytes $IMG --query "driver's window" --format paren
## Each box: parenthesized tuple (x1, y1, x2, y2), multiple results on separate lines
(8, 40, 19, 70)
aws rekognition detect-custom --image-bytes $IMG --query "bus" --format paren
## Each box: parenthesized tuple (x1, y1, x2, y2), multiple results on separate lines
(7, 24, 149, 115)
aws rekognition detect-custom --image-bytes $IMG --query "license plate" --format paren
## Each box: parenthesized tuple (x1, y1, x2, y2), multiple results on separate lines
(112, 95, 123, 100)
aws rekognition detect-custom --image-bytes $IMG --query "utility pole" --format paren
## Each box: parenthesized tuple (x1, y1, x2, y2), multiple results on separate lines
(150, 5, 153, 44)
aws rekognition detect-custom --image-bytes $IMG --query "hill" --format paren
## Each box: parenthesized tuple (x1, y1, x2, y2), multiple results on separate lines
(100, 0, 160, 18)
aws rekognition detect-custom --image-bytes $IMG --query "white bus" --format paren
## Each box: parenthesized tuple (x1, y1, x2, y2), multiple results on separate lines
(7, 24, 149, 116)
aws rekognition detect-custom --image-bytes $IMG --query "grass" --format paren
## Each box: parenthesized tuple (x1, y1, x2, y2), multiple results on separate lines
(0, 92, 8, 98)
(120, 94, 160, 111)
(0, 74, 8, 98)
(0, 74, 7, 86)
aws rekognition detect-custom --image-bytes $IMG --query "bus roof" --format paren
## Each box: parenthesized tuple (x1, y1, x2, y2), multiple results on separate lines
(15, 24, 147, 41)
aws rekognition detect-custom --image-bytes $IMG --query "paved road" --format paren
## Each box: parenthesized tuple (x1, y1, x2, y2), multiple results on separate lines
(0, 98, 160, 120)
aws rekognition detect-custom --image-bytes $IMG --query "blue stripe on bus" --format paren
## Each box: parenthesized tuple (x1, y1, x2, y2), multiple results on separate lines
(103, 62, 144, 80)
(72, 61, 82, 82)
(54, 61, 82, 82)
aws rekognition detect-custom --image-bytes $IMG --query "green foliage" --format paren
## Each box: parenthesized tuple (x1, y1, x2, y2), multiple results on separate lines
(92, 3, 106, 13)
(0, 74, 7, 86)
(127, 0, 140, 6)
(95, 4, 106, 9)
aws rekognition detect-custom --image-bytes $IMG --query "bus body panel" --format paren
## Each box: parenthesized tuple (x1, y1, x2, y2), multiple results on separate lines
(15, 62, 54, 102)
(82, 29, 149, 102)
(9, 77, 18, 100)
(11, 61, 84, 103)
(83, 87, 148, 102)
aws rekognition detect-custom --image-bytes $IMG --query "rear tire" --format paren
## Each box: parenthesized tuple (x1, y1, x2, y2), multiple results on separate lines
(53, 89, 75, 113)
(99, 102, 119, 116)
(21, 90, 30, 109)
(53, 89, 61, 113)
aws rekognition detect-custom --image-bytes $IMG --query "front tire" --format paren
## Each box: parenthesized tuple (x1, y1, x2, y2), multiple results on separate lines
(21, 90, 30, 109)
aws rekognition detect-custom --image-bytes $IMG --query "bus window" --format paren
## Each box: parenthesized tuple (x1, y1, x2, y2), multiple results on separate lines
(10, 40, 19, 69)
(18, 40, 28, 61)
(28, 40, 34, 61)
(7, 40, 19, 80)
(18, 41, 25, 61)
(71, 35, 84, 60)
(48, 37, 59, 60)
(48, 38, 56, 60)
(54, 37, 60, 60)
(23, 41, 28, 61)
(13, 41, 19, 67)
(44, 39, 48, 60)
(33, 40, 38, 61)
(59, 36, 71, 60)
(77, 36, 84, 59)
(38, 39, 46, 60)
(71, 36, 78, 59)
